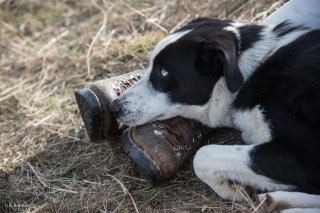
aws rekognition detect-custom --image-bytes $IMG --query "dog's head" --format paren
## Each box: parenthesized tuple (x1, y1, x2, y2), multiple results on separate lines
(110, 18, 244, 126)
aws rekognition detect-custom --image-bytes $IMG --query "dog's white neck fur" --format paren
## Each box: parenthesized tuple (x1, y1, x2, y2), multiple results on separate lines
(225, 23, 309, 80)
(181, 78, 235, 128)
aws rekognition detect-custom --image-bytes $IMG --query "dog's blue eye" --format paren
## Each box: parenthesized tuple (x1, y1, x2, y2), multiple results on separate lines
(161, 69, 168, 77)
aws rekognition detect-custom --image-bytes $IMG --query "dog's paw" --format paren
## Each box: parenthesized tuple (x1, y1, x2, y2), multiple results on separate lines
(214, 180, 250, 202)
(258, 193, 290, 213)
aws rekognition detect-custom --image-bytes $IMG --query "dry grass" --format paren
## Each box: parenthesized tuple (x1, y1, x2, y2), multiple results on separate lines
(0, 0, 285, 212)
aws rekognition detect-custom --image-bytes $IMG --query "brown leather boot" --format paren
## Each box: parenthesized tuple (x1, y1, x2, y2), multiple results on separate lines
(120, 117, 210, 185)
(74, 70, 144, 142)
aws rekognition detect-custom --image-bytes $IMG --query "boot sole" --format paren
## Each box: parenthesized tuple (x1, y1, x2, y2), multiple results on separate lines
(74, 88, 103, 142)
(120, 130, 162, 185)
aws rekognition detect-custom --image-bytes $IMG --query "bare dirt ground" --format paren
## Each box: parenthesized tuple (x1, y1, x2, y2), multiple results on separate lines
(1, 0, 285, 212)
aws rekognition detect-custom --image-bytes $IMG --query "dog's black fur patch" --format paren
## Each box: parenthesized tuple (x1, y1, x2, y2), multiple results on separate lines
(273, 20, 309, 37)
(239, 25, 265, 51)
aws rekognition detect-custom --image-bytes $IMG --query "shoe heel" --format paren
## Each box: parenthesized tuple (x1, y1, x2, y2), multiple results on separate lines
(74, 88, 104, 142)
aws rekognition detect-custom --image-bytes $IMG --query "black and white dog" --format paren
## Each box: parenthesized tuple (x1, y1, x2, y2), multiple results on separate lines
(110, 18, 320, 212)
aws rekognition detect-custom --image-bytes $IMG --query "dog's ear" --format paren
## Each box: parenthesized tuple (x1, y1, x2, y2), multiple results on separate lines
(194, 35, 244, 93)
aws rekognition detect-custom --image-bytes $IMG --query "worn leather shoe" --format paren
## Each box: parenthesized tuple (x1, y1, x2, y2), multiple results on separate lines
(120, 117, 210, 185)
(74, 70, 144, 142)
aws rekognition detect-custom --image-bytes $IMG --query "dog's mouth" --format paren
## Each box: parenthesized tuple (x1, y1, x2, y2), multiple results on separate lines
(119, 113, 166, 126)
(152, 114, 166, 121)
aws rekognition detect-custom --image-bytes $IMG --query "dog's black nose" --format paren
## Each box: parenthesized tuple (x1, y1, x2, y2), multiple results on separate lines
(109, 99, 122, 117)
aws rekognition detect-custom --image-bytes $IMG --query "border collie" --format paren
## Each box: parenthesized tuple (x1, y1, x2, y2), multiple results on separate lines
(110, 18, 320, 212)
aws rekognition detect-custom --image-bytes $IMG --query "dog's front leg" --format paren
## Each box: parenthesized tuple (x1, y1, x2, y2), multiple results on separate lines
(193, 144, 290, 202)
(193, 144, 254, 202)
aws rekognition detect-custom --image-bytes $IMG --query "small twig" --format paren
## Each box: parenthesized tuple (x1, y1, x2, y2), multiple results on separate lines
(0, 77, 40, 103)
(37, 30, 69, 56)
(106, 173, 140, 213)
(0, 74, 38, 96)
(43, 128, 81, 141)
(87, 13, 107, 75)
(170, 15, 191, 34)
(0, 19, 25, 40)
(49, 187, 78, 194)
(120, 0, 168, 33)
(27, 162, 47, 188)
(33, 114, 55, 127)
(139, 192, 160, 208)
(87, 0, 114, 75)
(83, 180, 106, 186)
(252, 196, 267, 213)
(122, 175, 148, 183)
(103, 29, 116, 55)
(111, 196, 126, 213)
(251, 1, 284, 22)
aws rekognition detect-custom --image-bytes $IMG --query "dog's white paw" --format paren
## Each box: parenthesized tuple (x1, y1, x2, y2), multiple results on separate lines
(258, 193, 290, 213)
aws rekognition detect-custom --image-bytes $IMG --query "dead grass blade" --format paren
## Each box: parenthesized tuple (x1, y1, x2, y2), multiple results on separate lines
(105, 173, 140, 213)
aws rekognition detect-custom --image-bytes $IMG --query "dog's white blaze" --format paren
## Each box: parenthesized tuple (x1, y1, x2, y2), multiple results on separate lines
(232, 22, 245, 27)
(193, 144, 293, 202)
(233, 105, 272, 144)
(224, 22, 243, 41)
(149, 30, 192, 62)
(224, 26, 240, 38)
(239, 26, 309, 80)
(258, 191, 320, 212)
